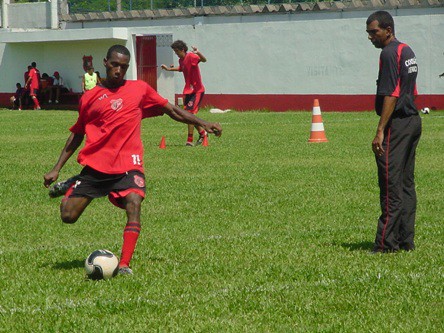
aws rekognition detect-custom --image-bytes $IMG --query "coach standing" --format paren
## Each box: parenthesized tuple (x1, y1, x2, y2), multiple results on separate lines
(366, 11, 422, 253)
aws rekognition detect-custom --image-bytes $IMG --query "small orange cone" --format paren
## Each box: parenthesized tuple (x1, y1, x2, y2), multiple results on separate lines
(159, 136, 166, 149)
(308, 99, 328, 143)
(202, 134, 209, 147)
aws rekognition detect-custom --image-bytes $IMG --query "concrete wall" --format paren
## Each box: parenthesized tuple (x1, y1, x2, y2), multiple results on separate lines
(8, 2, 50, 29)
(61, 8, 444, 110)
(0, 4, 443, 110)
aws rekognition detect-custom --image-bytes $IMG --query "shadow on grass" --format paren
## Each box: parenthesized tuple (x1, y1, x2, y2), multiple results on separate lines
(341, 241, 374, 251)
(52, 259, 85, 270)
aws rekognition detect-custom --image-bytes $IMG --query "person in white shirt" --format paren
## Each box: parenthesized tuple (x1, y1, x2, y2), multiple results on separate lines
(49, 71, 65, 104)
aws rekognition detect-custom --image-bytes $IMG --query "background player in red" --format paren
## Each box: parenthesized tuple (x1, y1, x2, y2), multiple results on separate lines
(161, 40, 208, 146)
(366, 11, 421, 253)
(43, 44, 222, 275)
(24, 62, 41, 110)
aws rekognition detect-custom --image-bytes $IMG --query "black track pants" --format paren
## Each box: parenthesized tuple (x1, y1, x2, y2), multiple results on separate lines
(374, 114, 422, 252)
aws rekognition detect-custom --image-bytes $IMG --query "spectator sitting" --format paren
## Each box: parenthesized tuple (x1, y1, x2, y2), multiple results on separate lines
(40, 73, 53, 104)
(10, 83, 26, 110)
(49, 71, 66, 104)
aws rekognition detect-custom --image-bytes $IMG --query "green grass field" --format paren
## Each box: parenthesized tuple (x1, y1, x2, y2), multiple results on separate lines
(0, 108, 443, 332)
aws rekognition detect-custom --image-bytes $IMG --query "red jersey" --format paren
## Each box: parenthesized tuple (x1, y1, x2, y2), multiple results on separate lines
(29, 68, 40, 90)
(179, 52, 205, 94)
(70, 80, 168, 174)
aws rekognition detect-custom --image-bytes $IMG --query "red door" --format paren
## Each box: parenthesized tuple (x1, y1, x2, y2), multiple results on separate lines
(136, 35, 157, 91)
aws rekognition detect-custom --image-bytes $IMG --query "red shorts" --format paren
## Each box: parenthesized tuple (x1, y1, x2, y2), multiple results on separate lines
(184, 92, 205, 114)
(30, 88, 39, 97)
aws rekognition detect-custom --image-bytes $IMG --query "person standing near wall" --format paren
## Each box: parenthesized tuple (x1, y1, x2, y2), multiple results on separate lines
(82, 66, 98, 93)
(161, 40, 208, 146)
(366, 11, 422, 253)
(24, 62, 41, 110)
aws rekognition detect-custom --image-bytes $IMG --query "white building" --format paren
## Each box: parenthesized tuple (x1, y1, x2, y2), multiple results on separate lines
(0, 0, 443, 111)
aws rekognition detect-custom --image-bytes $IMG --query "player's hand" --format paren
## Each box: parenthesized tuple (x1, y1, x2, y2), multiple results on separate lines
(372, 133, 384, 157)
(192, 46, 199, 53)
(43, 170, 59, 188)
(204, 122, 222, 137)
(160, 64, 168, 70)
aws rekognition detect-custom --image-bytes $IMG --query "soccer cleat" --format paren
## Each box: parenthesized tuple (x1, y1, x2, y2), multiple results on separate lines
(48, 100, 52, 104)
(55, 100, 59, 104)
(185, 142, 194, 147)
(48, 175, 80, 198)
(34, 106, 41, 110)
(195, 134, 207, 146)
(118, 266, 133, 275)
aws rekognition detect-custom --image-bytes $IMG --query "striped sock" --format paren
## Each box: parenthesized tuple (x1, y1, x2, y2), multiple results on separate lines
(119, 221, 141, 268)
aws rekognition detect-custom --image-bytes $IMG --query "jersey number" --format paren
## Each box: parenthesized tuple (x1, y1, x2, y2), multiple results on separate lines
(132, 154, 141, 165)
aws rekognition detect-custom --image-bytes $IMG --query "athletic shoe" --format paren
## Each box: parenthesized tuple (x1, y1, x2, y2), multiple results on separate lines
(195, 134, 207, 146)
(118, 266, 133, 275)
(34, 106, 41, 110)
(48, 100, 52, 104)
(18, 108, 22, 111)
(55, 100, 59, 104)
(186, 142, 194, 147)
(48, 175, 80, 198)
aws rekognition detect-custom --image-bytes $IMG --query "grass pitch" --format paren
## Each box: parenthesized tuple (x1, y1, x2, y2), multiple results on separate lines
(0, 108, 443, 332)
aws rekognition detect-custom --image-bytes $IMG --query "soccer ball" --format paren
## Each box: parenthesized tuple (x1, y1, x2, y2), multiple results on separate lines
(85, 249, 119, 280)
(421, 107, 430, 114)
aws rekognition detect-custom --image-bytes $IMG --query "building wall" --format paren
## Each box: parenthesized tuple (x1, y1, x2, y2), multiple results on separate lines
(8, 3, 50, 29)
(0, 5, 443, 110)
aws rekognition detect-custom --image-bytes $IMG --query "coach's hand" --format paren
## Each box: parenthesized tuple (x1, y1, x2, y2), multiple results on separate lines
(372, 132, 384, 157)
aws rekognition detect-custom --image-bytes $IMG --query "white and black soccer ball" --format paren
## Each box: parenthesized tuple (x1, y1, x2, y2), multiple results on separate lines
(421, 107, 430, 114)
(85, 249, 119, 280)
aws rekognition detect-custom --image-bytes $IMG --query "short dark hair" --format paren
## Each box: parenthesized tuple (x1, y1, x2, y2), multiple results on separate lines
(171, 40, 188, 52)
(366, 11, 395, 34)
(31, 62, 36, 67)
(106, 45, 131, 60)
(16, 82, 22, 88)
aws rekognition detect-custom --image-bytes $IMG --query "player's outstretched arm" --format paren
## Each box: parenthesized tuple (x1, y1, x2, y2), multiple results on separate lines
(192, 46, 207, 63)
(163, 103, 222, 137)
(160, 64, 179, 71)
(44, 133, 84, 188)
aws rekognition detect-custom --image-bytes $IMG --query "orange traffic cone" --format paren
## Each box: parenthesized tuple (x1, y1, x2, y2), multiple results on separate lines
(202, 135, 209, 147)
(159, 136, 166, 149)
(308, 99, 328, 143)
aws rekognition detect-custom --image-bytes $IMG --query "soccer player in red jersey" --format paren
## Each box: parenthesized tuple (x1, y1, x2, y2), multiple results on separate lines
(43, 45, 222, 275)
(24, 62, 41, 110)
(161, 40, 208, 146)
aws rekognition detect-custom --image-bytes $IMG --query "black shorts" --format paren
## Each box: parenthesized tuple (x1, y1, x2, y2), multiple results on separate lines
(184, 92, 205, 114)
(69, 166, 146, 208)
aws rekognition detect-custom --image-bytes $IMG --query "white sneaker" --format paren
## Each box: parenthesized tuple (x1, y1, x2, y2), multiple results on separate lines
(55, 100, 59, 104)
(48, 100, 52, 103)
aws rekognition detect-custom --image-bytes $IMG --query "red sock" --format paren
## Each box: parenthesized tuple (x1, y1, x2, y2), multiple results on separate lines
(187, 134, 193, 143)
(119, 221, 141, 267)
(198, 130, 206, 137)
(32, 97, 40, 108)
